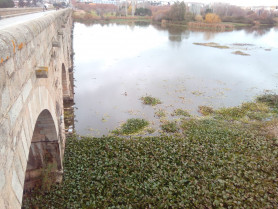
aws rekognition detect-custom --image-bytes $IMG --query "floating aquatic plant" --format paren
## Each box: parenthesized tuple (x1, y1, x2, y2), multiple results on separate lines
(140, 96, 162, 106)
(112, 118, 149, 135)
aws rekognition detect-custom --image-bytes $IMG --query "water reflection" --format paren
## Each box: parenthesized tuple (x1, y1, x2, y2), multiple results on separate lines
(73, 23, 278, 136)
(243, 26, 272, 37)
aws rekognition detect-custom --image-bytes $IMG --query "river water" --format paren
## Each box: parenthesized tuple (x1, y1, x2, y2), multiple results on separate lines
(73, 22, 278, 136)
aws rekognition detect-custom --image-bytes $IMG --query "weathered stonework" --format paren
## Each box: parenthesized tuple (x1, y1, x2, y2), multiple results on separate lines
(0, 9, 73, 208)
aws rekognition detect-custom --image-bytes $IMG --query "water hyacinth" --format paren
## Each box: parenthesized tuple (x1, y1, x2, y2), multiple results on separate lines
(23, 95, 278, 208)
(140, 96, 162, 106)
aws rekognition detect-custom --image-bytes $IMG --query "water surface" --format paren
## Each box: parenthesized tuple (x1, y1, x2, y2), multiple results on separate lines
(73, 23, 278, 136)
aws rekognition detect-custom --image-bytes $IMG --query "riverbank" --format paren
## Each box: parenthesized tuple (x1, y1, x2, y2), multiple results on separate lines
(23, 94, 278, 208)
(73, 10, 151, 24)
(72, 10, 278, 30)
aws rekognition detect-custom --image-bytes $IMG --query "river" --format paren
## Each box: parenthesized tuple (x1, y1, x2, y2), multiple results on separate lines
(73, 22, 278, 136)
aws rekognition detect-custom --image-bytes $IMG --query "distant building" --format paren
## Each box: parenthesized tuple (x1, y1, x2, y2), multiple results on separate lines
(185, 2, 204, 15)
(78, 0, 120, 4)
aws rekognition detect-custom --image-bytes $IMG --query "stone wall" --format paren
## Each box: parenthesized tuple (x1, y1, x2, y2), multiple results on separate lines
(0, 8, 73, 208)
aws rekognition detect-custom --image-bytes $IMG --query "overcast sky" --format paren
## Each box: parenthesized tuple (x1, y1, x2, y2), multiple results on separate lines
(175, 0, 278, 6)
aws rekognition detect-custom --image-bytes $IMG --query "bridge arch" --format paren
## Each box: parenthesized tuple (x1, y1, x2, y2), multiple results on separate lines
(23, 109, 62, 193)
(2, 86, 65, 207)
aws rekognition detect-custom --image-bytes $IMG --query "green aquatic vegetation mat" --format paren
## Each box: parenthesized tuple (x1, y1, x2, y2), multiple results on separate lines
(198, 105, 214, 116)
(112, 118, 149, 135)
(214, 101, 276, 121)
(173, 108, 190, 117)
(155, 109, 166, 118)
(161, 121, 179, 133)
(23, 95, 278, 208)
(140, 96, 162, 106)
(256, 94, 278, 109)
(23, 123, 278, 208)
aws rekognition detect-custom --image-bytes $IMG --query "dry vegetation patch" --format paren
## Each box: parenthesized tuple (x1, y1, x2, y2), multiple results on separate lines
(194, 42, 229, 49)
(232, 50, 250, 56)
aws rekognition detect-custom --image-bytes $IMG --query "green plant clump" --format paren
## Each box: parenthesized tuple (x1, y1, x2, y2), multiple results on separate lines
(215, 101, 274, 121)
(161, 121, 179, 133)
(112, 118, 149, 135)
(173, 108, 190, 117)
(155, 109, 166, 118)
(141, 96, 162, 106)
(198, 105, 214, 116)
(257, 94, 278, 109)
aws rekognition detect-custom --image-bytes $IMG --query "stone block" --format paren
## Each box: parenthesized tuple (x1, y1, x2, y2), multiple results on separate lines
(8, 95, 23, 127)
(17, 140, 27, 171)
(5, 148, 14, 172)
(23, 117, 31, 146)
(1, 86, 10, 112)
(0, 168, 5, 190)
(35, 66, 48, 78)
(3, 58, 15, 77)
(12, 169, 23, 204)
(0, 196, 4, 209)
(13, 136, 17, 148)
(21, 129, 29, 160)
(21, 79, 32, 103)
(0, 120, 9, 145)
(14, 154, 24, 185)
(52, 41, 60, 48)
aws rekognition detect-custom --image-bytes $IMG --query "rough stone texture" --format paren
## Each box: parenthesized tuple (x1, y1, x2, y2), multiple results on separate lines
(21, 79, 32, 103)
(1, 87, 10, 112)
(14, 154, 24, 185)
(20, 129, 29, 160)
(17, 140, 27, 172)
(12, 170, 23, 204)
(0, 8, 73, 208)
(8, 96, 23, 126)
(0, 168, 5, 190)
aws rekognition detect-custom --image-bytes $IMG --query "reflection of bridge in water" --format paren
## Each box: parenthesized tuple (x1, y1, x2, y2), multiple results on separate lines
(0, 9, 73, 208)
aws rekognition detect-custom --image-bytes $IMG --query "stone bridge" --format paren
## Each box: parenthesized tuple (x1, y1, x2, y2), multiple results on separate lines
(0, 9, 73, 208)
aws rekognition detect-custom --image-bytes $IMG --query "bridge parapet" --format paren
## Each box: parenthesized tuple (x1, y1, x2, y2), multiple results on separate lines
(0, 9, 73, 208)
(0, 8, 46, 19)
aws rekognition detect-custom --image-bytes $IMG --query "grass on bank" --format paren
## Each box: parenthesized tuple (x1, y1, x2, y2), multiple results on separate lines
(22, 94, 278, 208)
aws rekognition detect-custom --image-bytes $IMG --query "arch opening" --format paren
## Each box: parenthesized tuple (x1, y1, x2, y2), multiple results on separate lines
(23, 109, 62, 193)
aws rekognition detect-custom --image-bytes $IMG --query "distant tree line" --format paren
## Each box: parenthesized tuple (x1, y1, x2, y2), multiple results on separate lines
(151, 2, 278, 25)
(73, 0, 277, 25)
(0, 0, 15, 8)
(17, 0, 42, 7)
(135, 8, 152, 16)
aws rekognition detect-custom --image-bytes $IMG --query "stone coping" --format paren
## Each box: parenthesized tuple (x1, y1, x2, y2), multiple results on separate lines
(0, 8, 71, 64)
